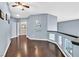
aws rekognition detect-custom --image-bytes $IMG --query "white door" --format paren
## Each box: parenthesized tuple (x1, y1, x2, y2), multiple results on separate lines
(19, 21, 27, 35)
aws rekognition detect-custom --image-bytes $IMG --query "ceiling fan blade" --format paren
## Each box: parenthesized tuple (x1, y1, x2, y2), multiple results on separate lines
(12, 5, 18, 7)
(23, 5, 30, 8)
(15, 2, 20, 5)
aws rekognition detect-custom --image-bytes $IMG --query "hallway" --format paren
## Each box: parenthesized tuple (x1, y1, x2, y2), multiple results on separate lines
(5, 35, 64, 57)
(1, 2, 79, 57)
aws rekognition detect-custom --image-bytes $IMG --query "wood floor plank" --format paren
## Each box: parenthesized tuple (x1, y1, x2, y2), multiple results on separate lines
(5, 35, 65, 57)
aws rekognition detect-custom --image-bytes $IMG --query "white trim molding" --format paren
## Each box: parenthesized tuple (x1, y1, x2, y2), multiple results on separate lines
(26, 35, 48, 41)
(2, 39, 11, 57)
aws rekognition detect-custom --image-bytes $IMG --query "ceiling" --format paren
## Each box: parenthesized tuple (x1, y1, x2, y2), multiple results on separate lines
(8, 2, 79, 22)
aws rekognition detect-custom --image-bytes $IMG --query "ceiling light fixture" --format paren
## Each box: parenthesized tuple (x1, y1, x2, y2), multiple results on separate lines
(12, 2, 30, 11)
(16, 14, 20, 17)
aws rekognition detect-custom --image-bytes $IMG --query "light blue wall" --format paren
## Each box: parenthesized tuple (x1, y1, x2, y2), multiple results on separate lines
(73, 44, 79, 57)
(10, 21, 16, 38)
(0, 20, 10, 56)
(0, 2, 10, 16)
(0, 2, 10, 56)
(27, 14, 57, 39)
(27, 14, 47, 39)
(58, 19, 79, 36)
(47, 14, 57, 31)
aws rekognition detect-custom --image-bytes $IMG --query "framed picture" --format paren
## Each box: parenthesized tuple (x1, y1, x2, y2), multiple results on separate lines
(0, 9, 4, 20)
(6, 13, 10, 24)
(5, 13, 7, 20)
(8, 20, 10, 24)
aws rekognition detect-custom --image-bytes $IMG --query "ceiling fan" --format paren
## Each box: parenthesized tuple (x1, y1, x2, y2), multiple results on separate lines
(12, 2, 30, 10)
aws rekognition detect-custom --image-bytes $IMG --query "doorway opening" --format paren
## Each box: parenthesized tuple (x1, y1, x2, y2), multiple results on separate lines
(19, 21, 27, 35)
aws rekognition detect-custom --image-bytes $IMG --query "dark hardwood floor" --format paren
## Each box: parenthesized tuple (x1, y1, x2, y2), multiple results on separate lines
(5, 35, 65, 57)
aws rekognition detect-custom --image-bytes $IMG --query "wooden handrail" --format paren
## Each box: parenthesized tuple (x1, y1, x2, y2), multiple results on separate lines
(57, 31, 79, 38)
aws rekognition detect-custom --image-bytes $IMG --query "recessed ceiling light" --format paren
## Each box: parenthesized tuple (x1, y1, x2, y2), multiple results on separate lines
(16, 14, 20, 17)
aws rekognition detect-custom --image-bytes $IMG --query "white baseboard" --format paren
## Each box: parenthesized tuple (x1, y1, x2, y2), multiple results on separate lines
(2, 39, 11, 57)
(10, 35, 18, 39)
(26, 36, 47, 41)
